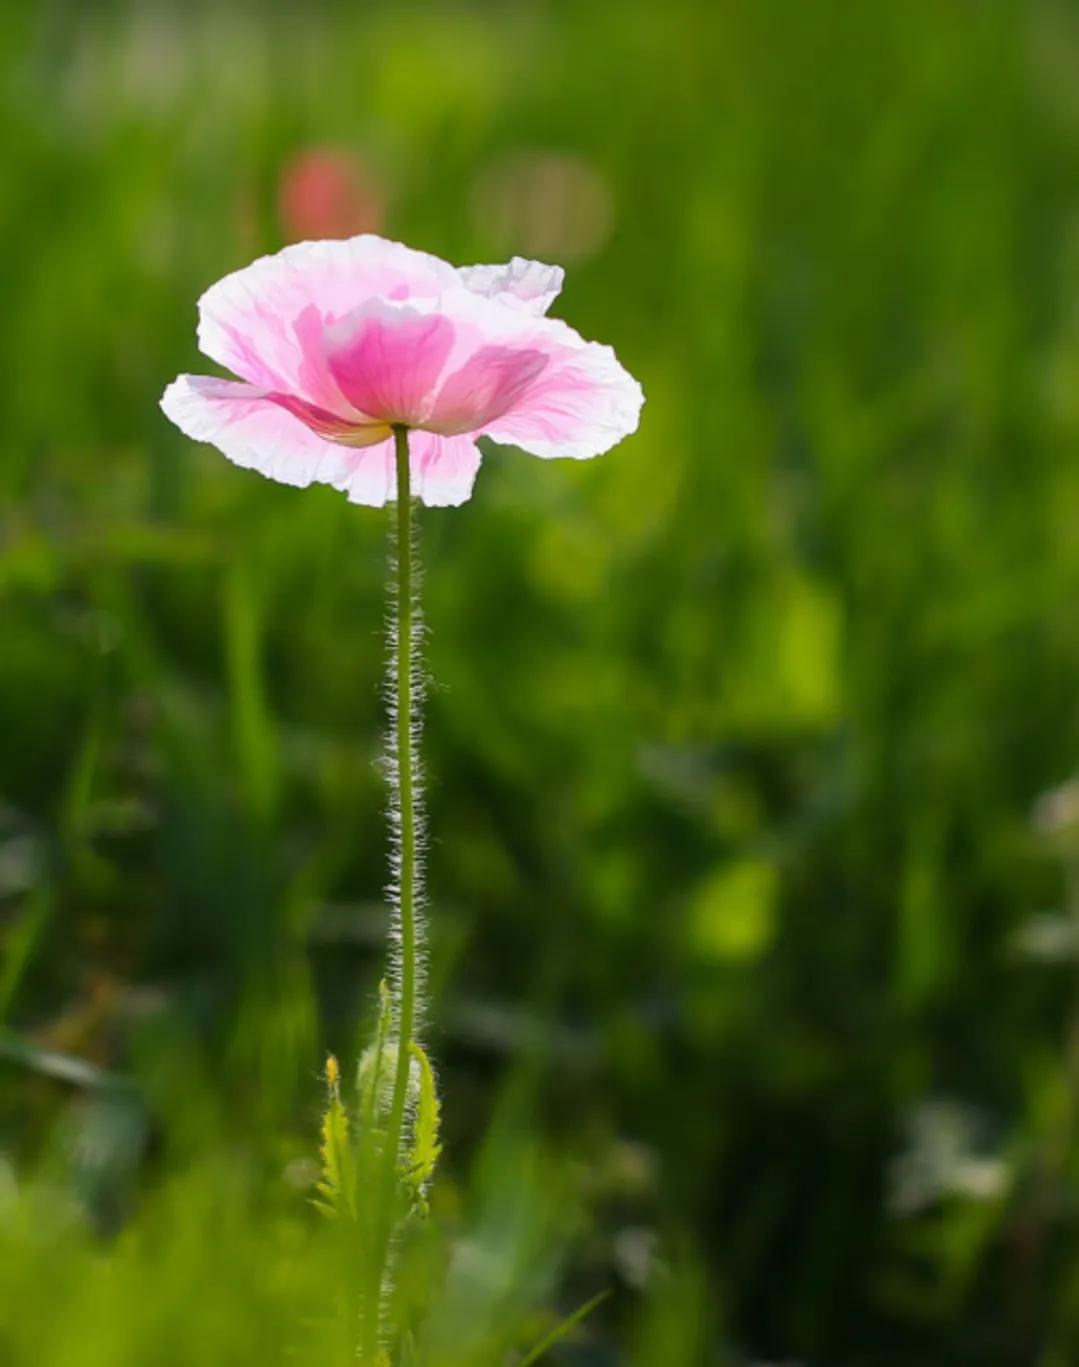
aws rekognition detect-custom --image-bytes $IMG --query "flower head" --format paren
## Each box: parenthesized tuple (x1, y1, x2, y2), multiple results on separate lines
(161, 234, 643, 506)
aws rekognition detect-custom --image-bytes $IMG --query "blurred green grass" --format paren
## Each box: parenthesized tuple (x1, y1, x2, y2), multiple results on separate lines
(4, 0, 1079, 1361)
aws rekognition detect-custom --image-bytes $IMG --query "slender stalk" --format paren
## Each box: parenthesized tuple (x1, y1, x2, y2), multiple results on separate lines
(387, 426, 420, 1166)
(364, 424, 422, 1362)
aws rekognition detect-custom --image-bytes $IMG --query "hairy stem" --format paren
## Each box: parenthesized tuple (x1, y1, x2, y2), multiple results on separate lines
(364, 424, 422, 1362)
(388, 427, 420, 1171)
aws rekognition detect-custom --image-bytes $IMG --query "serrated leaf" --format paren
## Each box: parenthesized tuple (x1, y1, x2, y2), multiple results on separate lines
(404, 1041, 441, 1209)
(315, 1055, 354, 1219)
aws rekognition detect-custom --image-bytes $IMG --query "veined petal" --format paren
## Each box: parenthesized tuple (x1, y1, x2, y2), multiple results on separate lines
(408, 432, 482, 507)
(480, 324, 643, 459)
(319, 431, 480, 508)
(331, 439, 396, 506)
(269, 392, 392, 447)
(457, 257, 564, 316)
(425, 346, 549, 435)
(160, 375, 355, 488)
(160, 376, 479, 508)
(196, 236, 460, 398)
(324, 302, 456, 427)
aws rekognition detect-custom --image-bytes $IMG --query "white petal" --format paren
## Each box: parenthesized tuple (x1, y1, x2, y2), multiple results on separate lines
(407, 431, 483, 507)
(160, 375, 354, 488)
(457, 257, 565, 316)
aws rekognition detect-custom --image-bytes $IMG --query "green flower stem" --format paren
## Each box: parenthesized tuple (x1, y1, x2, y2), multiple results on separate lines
(388, 425, 419, 1170)
(365, 424, 420, 1362)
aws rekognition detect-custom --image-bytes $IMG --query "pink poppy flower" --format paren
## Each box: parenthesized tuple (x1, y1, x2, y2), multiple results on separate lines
(160, 235, 643, 507)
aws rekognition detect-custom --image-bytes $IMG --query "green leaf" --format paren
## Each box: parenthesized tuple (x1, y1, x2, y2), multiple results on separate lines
(358, 980, 395, 1128)
(404, 1041, 441, 1209)
(314, 1056, 353, 1218)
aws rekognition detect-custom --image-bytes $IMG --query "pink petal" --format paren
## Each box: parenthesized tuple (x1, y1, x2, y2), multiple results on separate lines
(408, 431, 482, 507)
(315, 430, 480, 507)
(290, 303, 368, 416)
(268, 391, 392, 447)
(326, 431, 480, 507)
(426, 346, 549, 435)
(457, 257, 564, 316)
(160, 375, 479, 508)
(333, 440, 395, 506)
(160, 375, 355, 488)
(324, 303, 456, 426)
(479, 322, 643, 459)
(197, 236, 459, 396)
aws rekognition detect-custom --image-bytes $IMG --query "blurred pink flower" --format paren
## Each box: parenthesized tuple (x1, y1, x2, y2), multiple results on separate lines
(278, 148, 384, 242)
(160, 235, 643, 506)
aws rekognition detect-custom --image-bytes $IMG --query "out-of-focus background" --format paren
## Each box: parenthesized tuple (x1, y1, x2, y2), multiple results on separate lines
(4, 0, 1079, 1362)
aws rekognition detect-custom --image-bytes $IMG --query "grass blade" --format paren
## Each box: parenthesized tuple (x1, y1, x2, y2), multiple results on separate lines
(516, 1290, 610, 1367)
